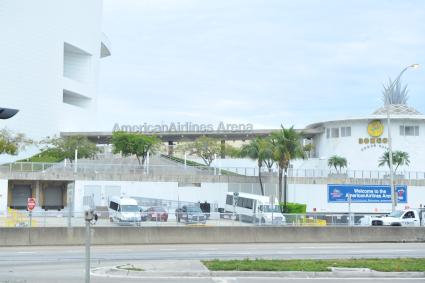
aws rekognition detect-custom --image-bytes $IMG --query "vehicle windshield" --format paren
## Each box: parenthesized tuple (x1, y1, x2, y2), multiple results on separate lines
(186, 206, 202, 213)
(259, 205, 281, 213)
(388, 210, 403, 218)
(120, 205, 140, 212)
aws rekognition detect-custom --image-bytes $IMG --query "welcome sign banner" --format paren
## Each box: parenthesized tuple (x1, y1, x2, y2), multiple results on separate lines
(328, 184, 407, 203)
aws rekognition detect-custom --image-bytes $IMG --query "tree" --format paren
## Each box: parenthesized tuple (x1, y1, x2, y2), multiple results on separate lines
(270, 126, 305, 207)
(240, 137, 274, 196)
(42, 135, 98, 162)
(184, 136, 221, 166)
(378, 150, 410, 173)
(224, 144, 241, 158)
(328, 155, 347, 174)
(0, 128, 33, 155)
(111, 132, 160, 165)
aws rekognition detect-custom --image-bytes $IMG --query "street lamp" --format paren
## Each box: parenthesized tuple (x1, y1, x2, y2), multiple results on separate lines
(385, 64, 419, 212)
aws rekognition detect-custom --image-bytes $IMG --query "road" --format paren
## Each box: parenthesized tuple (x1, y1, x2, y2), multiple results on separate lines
(0, 243, 424, 282)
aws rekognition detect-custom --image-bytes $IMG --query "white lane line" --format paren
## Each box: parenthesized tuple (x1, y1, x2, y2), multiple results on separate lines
(17, 252, 37, 254)
(159, 249, 177, 251)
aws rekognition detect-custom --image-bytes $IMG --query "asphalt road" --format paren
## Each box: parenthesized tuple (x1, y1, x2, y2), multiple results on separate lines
(0, 243, 424, 282)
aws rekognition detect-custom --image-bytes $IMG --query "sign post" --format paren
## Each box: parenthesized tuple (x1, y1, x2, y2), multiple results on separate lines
(27, 198, 36, 227)
(233, 192, 239, 220)
(269, 195, 275, 224)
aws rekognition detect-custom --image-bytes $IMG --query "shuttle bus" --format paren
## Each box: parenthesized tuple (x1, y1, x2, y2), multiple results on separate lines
(224, 192, 285, 224)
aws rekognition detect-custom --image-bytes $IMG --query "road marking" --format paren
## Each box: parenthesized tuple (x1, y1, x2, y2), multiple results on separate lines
(159, 249, 177, 251)
(17, 252, 36, 254)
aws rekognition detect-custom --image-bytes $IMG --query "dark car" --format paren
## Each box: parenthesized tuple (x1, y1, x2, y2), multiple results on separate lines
(175, 205, 206, 224)
(146, 206, 168, 222)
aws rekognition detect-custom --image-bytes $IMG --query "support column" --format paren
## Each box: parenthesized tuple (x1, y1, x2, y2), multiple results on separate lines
(168, 141, 175, 156)
(35, 180, 41, 207)
(220, 140, 225, 159)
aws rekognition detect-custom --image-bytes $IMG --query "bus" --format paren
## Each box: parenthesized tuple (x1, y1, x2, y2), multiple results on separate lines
(224, 192, 285, 224)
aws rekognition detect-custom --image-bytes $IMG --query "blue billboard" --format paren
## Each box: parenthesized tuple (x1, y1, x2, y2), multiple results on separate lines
(328, 184, 407, 203)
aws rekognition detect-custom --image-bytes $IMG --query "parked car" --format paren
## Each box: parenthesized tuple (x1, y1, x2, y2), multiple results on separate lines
(175, 205, 206, 224)
(146, 206, 168, 222)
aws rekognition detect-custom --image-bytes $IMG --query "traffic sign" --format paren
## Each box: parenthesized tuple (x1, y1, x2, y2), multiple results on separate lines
(27, 198, 36, 211)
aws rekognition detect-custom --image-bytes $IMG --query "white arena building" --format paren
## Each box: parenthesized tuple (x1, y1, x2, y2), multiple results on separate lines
(0, 0, 111, 162)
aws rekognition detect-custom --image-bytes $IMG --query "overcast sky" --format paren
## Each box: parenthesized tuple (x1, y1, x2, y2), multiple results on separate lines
(97, 0, 425, 130)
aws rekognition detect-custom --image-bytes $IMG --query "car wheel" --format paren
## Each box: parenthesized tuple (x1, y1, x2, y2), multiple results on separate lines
(261, 218, 266, 224)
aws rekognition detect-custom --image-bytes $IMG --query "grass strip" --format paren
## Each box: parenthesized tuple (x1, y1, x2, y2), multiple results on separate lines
(202, 258, 425, 272)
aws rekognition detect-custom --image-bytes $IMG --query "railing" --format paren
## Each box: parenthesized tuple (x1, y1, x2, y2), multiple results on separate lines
(0, 209, 404, 228)
(2, 162, 425, 180)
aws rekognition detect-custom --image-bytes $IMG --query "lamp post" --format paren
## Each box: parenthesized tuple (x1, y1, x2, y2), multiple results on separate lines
(385, 64, 419, 212)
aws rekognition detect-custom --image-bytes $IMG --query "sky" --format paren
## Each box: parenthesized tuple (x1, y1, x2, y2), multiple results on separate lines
(97, 0, 425, 131)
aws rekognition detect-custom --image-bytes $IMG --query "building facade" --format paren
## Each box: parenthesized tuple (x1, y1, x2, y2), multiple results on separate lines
(0, 0, 111, 161)
(303, 104, 425, 172)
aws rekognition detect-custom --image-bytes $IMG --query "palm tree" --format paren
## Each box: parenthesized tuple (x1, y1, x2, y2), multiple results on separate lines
(328, 155, 347, 174)
(241, 137, 273, 196)
(378, 150, 410, 173)
(270, 126, 305, 207)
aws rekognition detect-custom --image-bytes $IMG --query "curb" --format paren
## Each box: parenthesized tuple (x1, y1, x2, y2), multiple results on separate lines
(91, 266, 425, 278)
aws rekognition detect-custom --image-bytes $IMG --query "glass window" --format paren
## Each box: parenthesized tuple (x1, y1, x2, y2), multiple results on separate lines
(400, 125, 419, 136)
(405, 126, 415, 136)
(226, 195, 233, 205)
(331, 128, 339, 138)
(341, 127, 351, 137)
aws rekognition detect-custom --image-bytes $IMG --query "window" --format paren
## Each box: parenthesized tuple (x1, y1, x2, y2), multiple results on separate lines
(226, 195, 233, 205)
(341, 127, 351, 137)
(331, 128, 339, 138)
(109, 201, 118, 211)
(400, 125, 419, 136)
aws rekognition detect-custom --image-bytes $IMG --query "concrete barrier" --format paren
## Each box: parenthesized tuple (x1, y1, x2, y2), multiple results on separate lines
(0, 227, 424, 246)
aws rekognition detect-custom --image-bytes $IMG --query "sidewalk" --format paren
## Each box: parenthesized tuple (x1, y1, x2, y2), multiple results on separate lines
(91, 260, 425, 279)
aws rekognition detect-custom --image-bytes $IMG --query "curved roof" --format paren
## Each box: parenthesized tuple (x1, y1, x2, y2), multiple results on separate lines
(305, 103, 425, 130)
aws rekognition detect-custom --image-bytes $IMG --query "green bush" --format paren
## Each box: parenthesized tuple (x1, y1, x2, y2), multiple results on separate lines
(279, 202, 306, 214)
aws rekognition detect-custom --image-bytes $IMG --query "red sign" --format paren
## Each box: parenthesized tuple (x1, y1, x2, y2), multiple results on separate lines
(27, 198, 36, 211)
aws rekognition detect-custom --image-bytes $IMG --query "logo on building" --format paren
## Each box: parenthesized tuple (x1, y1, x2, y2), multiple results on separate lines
(367, 120, 384, 137)
(359, 120, 388, 150)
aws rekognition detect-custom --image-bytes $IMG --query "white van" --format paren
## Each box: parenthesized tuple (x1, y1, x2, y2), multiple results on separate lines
(224, 192, 285, 224)
(108, 196, 142, 225)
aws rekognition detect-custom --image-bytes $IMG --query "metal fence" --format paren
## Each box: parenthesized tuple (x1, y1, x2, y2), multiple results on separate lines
(2, 161, 425, 180)
(0, 208, 392, 228)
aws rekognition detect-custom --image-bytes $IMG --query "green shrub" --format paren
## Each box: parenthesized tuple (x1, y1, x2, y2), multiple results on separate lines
(279, 202, 306, 214)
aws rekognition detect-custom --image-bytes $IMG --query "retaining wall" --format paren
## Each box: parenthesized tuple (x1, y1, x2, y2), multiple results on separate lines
(0, 227, 424, 246)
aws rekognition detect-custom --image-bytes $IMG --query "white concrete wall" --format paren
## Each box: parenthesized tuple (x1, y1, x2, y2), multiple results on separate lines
(72, 180, 425, 214)
(289, 183, 425, 213)
(0, 180, 8, 215)
(73, 180, 229, 212)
